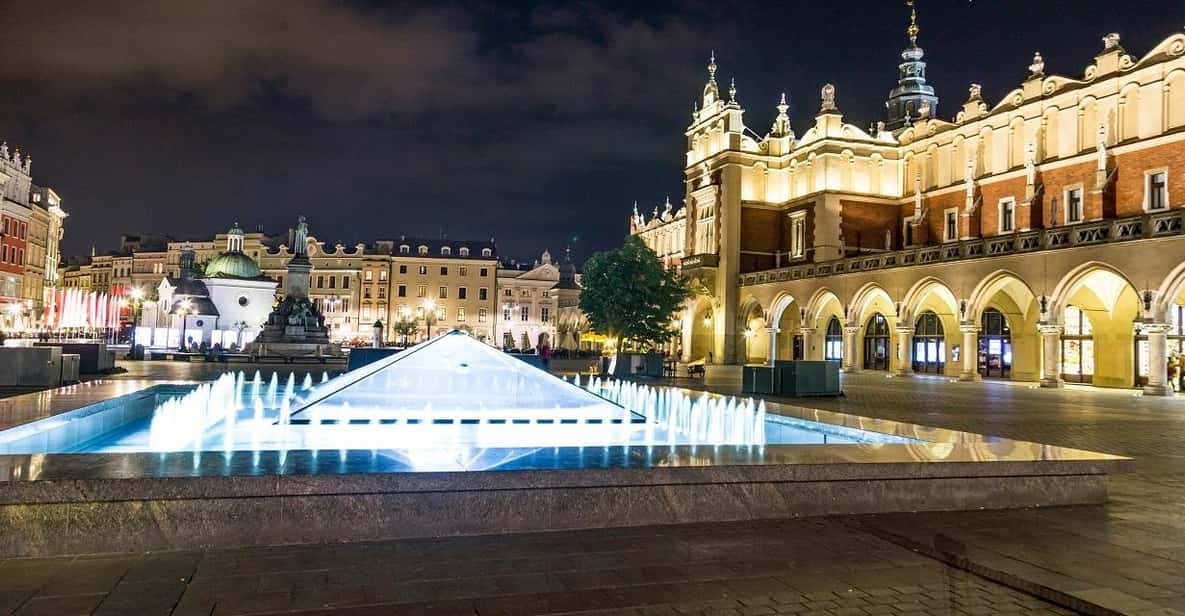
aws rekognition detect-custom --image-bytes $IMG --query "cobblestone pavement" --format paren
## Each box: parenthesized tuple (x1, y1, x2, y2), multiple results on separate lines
(0, 519, 1077, 615)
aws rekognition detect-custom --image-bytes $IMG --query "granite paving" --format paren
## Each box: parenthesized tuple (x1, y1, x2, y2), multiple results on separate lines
(0, 519, 1077, 615)
(4, 361, 1183, 614)
(663, 371, 1185, 616)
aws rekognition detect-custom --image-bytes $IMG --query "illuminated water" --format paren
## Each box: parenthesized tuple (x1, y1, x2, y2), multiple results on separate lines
(0, 333, 915, 458)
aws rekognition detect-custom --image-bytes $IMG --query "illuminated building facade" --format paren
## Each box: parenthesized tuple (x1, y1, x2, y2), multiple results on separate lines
(633, 21, 1185, 393)
(67, 228, 500, 345)
(495, 250, 586, 351)
(0, 143, 67, 331)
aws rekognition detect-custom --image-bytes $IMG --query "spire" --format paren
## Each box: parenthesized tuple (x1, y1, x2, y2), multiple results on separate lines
(701, 51, 720, 107)
(771, 92, 792, 138)
(906, 0, 919, 45)
(884, 0, 938, 130)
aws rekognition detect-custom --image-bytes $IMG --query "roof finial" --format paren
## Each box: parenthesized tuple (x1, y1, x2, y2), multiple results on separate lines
(708, 50, 717, 79)
(906, 0, 919, 44)
(728, 78, 737, 102)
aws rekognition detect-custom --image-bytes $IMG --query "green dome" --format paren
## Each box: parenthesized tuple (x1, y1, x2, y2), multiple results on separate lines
(204, 251, 262, 279)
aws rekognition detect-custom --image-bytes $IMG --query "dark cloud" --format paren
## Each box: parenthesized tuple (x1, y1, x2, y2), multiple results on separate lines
(0, 0, 1177, 261)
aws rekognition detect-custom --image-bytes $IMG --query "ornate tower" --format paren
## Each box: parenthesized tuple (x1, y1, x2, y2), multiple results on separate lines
(885, 1, 938, 130)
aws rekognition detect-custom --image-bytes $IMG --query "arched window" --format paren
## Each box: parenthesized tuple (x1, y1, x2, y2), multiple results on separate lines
(825, 316, 843, 361)
(863, 313, 890, 371)
(418, 245, 429, 256)
(1061, 305, 1094, 383)
(399, 245, 410, 254)
(482, 248, 492, 257)
(912, 311, 945, 374)
(441, 246, 451, 256)
(978, 308, 1012, 379)
(459, 247, 470, 257)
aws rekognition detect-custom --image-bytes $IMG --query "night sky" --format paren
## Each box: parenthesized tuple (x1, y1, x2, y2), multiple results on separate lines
(0, 1, 1179, 262)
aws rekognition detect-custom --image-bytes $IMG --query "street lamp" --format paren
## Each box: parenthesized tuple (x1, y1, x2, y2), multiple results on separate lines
(421, 298, 438, 340)
(129, 287, 145, 345)
(177, 300, 192, 351)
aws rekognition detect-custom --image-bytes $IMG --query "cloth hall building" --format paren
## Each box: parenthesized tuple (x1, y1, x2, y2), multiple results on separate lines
(631, 22, 1185, 394)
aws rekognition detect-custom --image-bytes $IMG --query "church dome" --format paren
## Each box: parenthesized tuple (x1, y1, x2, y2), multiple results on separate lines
(205, 251, 262, 279)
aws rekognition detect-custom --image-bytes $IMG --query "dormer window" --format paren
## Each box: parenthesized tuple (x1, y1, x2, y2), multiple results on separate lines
(459, 247, 469, 257)
(399, 245, 410, 254)
(418, 245, 428, 255)
(481, 248, 492, 257)
(441, 246, 451, 256)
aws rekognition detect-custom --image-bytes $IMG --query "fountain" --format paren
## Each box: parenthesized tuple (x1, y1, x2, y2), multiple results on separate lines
(0, 330, 1128, 557)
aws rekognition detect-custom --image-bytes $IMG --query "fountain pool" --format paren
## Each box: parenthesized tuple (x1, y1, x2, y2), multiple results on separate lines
(0, 332, 1128, 557)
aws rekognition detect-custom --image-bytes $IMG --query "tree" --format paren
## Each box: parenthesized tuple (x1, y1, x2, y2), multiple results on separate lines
(392, 316, 417, 347)
(579, 236, 689, 352)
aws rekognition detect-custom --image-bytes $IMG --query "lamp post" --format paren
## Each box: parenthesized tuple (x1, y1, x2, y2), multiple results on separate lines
(421, 298, 437, 340)
(176, 300, 192, 351)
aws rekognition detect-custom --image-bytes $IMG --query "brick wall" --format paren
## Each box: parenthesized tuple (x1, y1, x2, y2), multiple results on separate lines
(840, 200, 898, 252)
(1112, 139, 1185, 217)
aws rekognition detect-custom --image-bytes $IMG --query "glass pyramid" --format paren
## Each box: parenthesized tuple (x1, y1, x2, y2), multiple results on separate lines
(290, 331, 639, 425)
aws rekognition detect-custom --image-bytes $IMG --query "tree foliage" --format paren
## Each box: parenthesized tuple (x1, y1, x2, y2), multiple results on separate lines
(392, 317, 418, 346)
(579, 236, 689, 352)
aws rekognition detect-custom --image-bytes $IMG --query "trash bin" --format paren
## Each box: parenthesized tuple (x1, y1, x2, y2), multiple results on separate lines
(130, 344, 145, 360)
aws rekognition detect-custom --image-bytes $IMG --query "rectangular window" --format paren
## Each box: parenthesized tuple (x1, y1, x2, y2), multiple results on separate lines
(362, 306, 371, 319)
(342, 298, 349, 313)
(521, 290, 531, 297)
(480, 268, 488, 277)
(457, 307, 466, 322)
(397, 266, 405, 275)
(365, 271, 373, 281)
(378, 286, 387, 299)
(417, 285, 426, 298)
(944, 208, 958, 242)
(328, 276, 336, 289)
(440, 266, 448, 276)
(380, 270, 388, 281)
(459, 267, 467, 276)
(999, 198, 1016, 233)
(418, 265, 428, 275)
(541, 306, 550, 323)
(479, 287, 488, 301)
(1147, 170, 1168, 211)
(504, 289, 512, 297)
(343, 277, 349, 289)
(364, 288, 372, 299)
(439, 286, 447, 299)
(478, 308, 488, 323)
(788, 211, 807, 258)
(397, 285, 406, 297)
(317, 275, 324, 288)
(458, 287, 467, 300)
(520, 306, 529, 321)
(1066, 187, 1083, 223)
(436, 307, 445, 321)
(503, 307, 511, 321)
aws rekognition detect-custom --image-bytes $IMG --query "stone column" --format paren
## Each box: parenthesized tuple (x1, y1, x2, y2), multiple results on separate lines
(1143, 323, 1173, 396)
(842, 325, 860, 373)
(799, 327, 817, 360)
(1039, 324, 1064, 388)
(959, 324, 981, 381)
(766, 327, 779, 367)
(895, 327, 914, 377)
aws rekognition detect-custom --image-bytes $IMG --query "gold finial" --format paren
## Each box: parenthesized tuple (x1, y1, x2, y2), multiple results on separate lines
(906, 0, 919, 42)
(708, 50, 717, 79)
